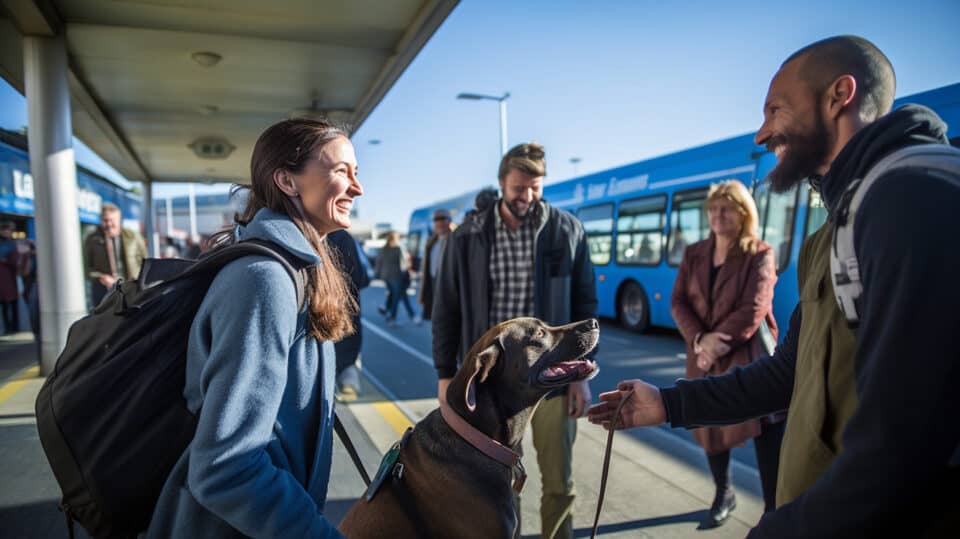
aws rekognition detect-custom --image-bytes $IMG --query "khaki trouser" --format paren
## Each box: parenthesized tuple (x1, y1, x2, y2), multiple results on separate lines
(515, 395, 577, 539)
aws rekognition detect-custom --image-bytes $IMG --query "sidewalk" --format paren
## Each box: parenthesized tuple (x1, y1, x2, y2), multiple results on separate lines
(0, 334, 72, 539)
(333, 371, 764, 538)
(0, 336, 763, 538)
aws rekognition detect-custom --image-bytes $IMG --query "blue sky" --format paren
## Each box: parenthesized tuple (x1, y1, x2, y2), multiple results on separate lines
(2, 0, 959, 231)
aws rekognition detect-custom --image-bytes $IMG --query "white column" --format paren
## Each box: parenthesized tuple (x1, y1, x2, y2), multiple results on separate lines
(165, 196, 174, 236)
(188, 183, 198, 242)
(24, 35, 86, 375)
(143, 180, 155, 256)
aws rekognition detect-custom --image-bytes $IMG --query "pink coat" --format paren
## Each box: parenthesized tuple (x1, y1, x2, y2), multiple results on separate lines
(670, 236, 778, 454)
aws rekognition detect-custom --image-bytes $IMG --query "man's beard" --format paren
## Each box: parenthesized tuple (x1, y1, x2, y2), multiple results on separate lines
(505, 199, 533, 221)
(767, 113, 832, 194)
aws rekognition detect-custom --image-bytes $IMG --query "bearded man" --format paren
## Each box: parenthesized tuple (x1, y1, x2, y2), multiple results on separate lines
(588, 35, 960, 538)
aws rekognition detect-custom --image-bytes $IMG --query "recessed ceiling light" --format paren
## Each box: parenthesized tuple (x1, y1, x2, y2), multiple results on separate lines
(188, 137, 235, 159)
(191, 51, 222, 67)
(198, 105, 219, 115)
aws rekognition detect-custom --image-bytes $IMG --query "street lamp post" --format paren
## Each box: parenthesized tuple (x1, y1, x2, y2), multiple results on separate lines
(570, 157, 582, 176)
(456, 92, 511, 156)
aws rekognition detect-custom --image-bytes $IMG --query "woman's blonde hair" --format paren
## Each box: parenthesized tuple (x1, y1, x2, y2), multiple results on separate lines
(208, 118, 356, 342)
(385, 231, 401, 247)
(706, 180, 761, 254)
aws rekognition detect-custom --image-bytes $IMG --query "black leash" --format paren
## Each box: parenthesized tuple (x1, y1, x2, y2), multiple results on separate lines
(334, 412, 371, 486)
(591, 387, 635, 539)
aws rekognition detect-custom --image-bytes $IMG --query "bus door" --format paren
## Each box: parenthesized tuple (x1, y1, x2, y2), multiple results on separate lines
(614, 195, 667, 330)
(576, 203, 615, 316)
(664, 188, 710, 326)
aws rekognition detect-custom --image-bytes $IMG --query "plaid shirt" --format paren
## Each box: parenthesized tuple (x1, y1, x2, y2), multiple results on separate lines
(489, 201, 544, 324)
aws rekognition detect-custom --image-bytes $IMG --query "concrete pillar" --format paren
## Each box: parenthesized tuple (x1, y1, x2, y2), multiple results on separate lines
(23, 35, 87, 375)
(143, 180, 155, 256)
(165, 196, 174, 236)
(188, 183, 198, 242)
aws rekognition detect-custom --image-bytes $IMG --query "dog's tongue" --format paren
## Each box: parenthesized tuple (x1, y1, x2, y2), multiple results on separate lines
(543, 361, 589, 378)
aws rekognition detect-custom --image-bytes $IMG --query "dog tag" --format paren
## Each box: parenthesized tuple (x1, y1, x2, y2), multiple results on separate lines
(363, 428, 413, 502)
(364, 441, 401, 502)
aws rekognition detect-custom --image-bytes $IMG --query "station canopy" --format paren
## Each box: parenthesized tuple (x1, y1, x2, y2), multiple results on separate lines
(0, 0, 457, 185)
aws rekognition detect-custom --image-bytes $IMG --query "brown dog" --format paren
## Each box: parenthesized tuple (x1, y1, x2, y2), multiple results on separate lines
(338, 317, 599, 538)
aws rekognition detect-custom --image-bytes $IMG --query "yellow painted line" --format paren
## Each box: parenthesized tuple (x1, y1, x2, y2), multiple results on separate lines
(371, 401, 414, 436)
(0, 365, 40, 405)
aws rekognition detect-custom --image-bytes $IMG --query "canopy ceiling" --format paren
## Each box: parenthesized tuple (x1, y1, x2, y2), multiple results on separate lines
(0, 0, 458, 184)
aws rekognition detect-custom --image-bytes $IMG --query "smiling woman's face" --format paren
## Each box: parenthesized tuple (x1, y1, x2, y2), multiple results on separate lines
(290, 136, 363, 235)
(707, 199, 744, 239)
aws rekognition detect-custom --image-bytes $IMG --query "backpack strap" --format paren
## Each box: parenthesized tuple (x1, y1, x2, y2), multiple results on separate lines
(186, 240, 313, 312)
(237, 239, 312, 313)
(830, 143, 960, 327)
(334, 413, 371, 486)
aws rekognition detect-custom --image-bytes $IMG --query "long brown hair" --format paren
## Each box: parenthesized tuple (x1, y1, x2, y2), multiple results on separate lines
(208, 118, 356, 341)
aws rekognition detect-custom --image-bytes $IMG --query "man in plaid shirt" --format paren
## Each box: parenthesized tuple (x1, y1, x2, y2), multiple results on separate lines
(432, 142, 598, 539)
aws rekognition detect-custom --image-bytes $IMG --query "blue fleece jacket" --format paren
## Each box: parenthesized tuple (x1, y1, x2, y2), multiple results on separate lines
(145, 208, 344, 539)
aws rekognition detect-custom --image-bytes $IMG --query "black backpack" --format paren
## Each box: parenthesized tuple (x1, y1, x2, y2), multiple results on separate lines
(35, 240, 309, 538)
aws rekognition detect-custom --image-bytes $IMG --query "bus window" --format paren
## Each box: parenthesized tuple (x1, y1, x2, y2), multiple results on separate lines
(667, 188, 709, 266)
(577, 203, 614, 265)
(805, 187, 828, 238)
(616, 195, 666, 266)
(755, 181, 799, 272)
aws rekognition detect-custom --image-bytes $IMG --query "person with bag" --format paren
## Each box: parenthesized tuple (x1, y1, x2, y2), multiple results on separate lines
(375, 231, 415, 327)
(144, 118, 363, 538)
(0, 220, 21, 334)
(670, 180, 782, 527)
(589, 35, 960, 538)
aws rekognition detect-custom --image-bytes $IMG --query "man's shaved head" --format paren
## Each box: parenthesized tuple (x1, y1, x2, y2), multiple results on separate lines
(783, 35, 896, 122)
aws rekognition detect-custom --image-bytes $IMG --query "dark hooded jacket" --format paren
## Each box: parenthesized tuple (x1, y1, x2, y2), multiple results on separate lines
(661, 105, 960, 538)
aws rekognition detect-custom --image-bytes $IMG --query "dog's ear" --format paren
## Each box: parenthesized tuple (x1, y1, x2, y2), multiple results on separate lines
(464, 343, 500, 412)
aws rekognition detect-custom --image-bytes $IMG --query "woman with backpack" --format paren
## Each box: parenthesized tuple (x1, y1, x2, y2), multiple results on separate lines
(145, 118, 362, 538)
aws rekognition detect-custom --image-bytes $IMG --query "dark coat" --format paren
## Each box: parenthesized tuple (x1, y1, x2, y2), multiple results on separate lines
(83, 227, 147, 281)
(0, 238, 19, 302)
(327, 230, 369, 374)
(375, 245, 407, 283)
(417, 232, 447, 320)
(671, 235, 778, 454)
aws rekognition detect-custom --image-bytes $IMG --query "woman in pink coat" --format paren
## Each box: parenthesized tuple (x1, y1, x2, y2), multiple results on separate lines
(671, 180, 783, 527)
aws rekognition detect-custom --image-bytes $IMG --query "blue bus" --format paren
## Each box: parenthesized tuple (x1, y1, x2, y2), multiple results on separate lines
(0, 129, 143, 239)
(409, 83, 960, 334)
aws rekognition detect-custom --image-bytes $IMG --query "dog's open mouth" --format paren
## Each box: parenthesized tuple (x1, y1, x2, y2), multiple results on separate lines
(537, 359, 598, 386)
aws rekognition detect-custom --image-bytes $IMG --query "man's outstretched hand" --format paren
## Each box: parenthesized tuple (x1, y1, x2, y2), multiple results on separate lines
(587, 379, 666, 430)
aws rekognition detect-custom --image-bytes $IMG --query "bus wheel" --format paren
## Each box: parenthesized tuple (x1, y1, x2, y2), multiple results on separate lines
(618, 281, 650, 333)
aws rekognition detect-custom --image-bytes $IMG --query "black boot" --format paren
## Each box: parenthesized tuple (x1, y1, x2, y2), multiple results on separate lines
(702, 451, 736, 528)
(703, 486, 736, 528)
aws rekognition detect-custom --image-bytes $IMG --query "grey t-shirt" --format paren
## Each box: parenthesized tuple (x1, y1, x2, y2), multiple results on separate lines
(429, 237, 446, 279)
